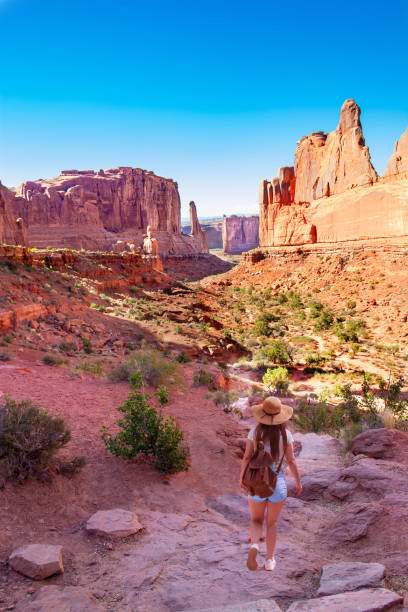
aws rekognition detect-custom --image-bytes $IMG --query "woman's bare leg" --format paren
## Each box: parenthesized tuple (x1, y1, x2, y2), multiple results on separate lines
(265, 500, 285, 560)
(248, 498, 266, 545)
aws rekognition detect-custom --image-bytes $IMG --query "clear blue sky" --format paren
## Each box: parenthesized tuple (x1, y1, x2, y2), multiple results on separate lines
(1, 0, 407, 219)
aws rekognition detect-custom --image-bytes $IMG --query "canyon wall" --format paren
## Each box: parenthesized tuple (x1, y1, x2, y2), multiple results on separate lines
(5, 167, 207, 254)
(222, 215, 259, 254)
(259, 100, 408, 247)
(0, 185, 28, 246)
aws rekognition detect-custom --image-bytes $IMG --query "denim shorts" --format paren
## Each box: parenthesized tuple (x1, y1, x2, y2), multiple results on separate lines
(247, 470, 287, 503)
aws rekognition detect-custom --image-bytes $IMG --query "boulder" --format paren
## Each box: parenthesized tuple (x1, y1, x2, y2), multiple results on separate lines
(317, 561, 386, 596)
(326, 503, 381, 543)
(288, 468, 341, 501)
(188, 600, 282, 612)
(351, 428, 408, 461)
(286, 588, 403, 612)
(14, 586, 105, 611)
(9, 544, 63, 580)
(86, 508, 143, 537)
(222, 215, 259, 254)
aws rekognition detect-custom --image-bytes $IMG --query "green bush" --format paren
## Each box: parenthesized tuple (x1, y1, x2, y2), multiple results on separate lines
(59, 341, 75, 354)
(313, 309, 334, 331)
(129, 349, 178, 386)
(42, 353, 65, 366)
(213, 391, 238, 413)
(334, 319, 366, 343)
(0, 396, 71, 481)
(176, 351, 192, 363)
(81, 336, 93, 354)
(108, 362, 132, 382)
(294, 400, 331, 433)
(253, 312, 279, 337)
(308, 300, 324, 318)
(262, 367, 289, 393)
(193, 368, 215, 389)
(255, 340, 292, 366)
(102, 371, 190, 474)
(305, 351, 326, 366)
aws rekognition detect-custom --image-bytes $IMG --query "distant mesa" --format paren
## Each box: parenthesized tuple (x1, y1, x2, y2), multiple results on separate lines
(222, 214, 259, 254)
(0, 167, 209, 255)
(259, 99, 408, 247)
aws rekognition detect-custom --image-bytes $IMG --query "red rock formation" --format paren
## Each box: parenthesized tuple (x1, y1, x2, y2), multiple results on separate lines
(0, 185, 27, 246)
(259, 167, 315, 247)
(295, 100, 378, 203)
(6, 167, 207, 254)
(259, 100, 408, 247)
(222, 215, 259, 254)
(189, 201, 209, 253)
(384, 126, 408, 177)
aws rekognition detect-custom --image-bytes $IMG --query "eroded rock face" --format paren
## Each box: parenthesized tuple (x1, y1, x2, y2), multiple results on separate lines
(295, 99, 378, 203)
(0, 185, 27, 246)
(384, 126, 408, 177)
(259, 167, 315, 247)
(259, 100, 408, 247)
(222, 215, 259, 254)
(189, 201, 209, 253)
(5, 168, 207, 254)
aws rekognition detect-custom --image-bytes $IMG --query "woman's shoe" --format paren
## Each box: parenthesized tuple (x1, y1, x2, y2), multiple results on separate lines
(246, 543, 259, 571)
(265, 557, 276, 571)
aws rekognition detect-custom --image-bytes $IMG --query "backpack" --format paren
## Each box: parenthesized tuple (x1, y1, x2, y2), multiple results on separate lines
(242, 440, 286, 498)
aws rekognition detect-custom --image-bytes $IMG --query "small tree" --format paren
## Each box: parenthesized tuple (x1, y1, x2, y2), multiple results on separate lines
(102, 371, 190, 474)
(263, 367, 289, 393)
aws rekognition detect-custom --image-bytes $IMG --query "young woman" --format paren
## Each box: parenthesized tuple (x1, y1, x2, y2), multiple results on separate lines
(240, 396, 302, 571)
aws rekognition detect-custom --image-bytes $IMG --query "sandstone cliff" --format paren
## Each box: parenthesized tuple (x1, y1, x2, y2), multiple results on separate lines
(259, 100, 408, 247)
(0, 185, 27, 246)
(222, 215, 259, 254)
(6, 168, 207, 254)
(188, 201, 209, 253)
(294, 99, 378, 203)
(384, 126, 408, 177)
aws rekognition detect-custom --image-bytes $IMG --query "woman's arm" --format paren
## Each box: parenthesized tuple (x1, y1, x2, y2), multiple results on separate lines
(239, 439, 254, 491)
(285, 443, 302, 496)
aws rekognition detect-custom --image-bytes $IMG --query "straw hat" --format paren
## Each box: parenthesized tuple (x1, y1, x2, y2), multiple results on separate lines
(251, 396, 293, 425)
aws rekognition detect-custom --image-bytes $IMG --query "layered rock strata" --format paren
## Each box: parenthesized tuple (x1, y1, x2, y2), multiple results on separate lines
(0, 185, 27, 246)
(5, 167, 207, 254)
(259, 100, 408, 247)
(222, 215, 259, 254)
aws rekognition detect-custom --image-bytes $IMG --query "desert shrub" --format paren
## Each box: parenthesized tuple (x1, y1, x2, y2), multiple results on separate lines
(294, 400, 331, 433)
(287, 291, 304, 309)
(378, 375, 408, 424)
(341, 421, 364, 452)
(308, 300, 324, 318)
(176, 351, 192, 363)
(102, 371, 190, 474)
(193, 368, 215, 389)
(0, 351, 10, 362)
(334, 318, 366, 343)
(128, 349, 178, 386)
(213, 391, 239, 413)
(254, 340, 292, 366)
(346, 299, 357, 310)
(174, 324, 183, 334)
(305, 351, 326, 366)
(313, 309, 334, 331)
(81, 336, 93, 354)
(276, 292, 288, 305)
(42, 353, 64, 366)
(108, 361, 132, 382)
(77, 360, 103, 377)
(262, 367, 289, 393)
(0, 396, 71, 481)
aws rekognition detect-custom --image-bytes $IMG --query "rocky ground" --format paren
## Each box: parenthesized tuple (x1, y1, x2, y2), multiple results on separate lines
(0, 247, 408, 611)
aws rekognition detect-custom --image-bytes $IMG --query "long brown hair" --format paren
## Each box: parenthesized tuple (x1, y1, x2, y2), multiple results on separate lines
(254, 423, 287, 463)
